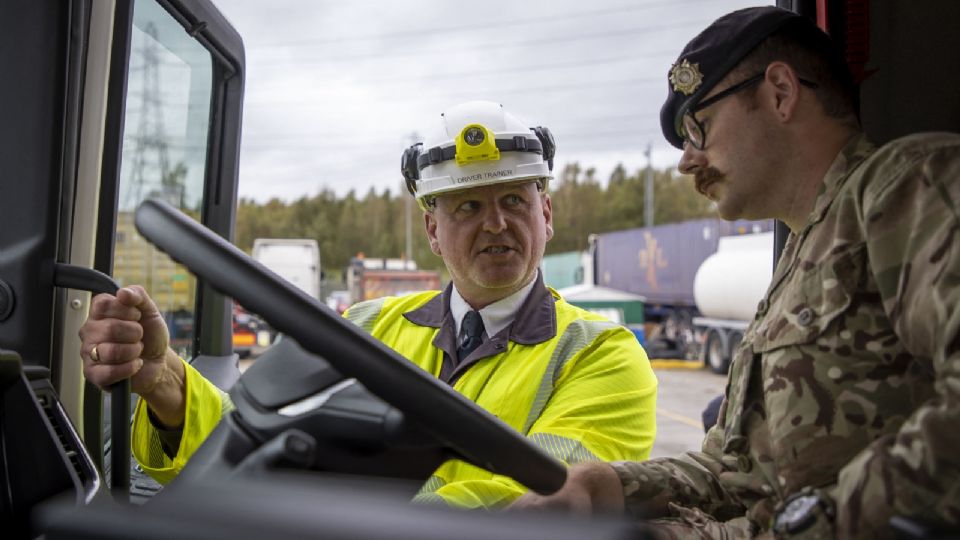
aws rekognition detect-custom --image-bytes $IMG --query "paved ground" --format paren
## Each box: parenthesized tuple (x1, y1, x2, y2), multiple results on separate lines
(648, 364, 727, 459)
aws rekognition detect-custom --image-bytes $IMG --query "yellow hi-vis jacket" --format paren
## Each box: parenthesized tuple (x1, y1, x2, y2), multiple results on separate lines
(131, 279, 657, 508)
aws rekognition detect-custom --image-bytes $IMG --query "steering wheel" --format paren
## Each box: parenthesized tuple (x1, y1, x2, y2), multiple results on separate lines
(133, 199, 566, 495)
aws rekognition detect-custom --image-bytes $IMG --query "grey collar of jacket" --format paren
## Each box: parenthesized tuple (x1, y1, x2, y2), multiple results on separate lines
(403, 270, 557, 345)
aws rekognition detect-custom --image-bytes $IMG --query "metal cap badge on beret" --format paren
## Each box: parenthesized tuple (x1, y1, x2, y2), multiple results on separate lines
(659, 6, 822, 149)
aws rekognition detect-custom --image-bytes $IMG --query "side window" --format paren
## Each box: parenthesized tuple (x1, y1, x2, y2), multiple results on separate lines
(114, 1, 213, 358)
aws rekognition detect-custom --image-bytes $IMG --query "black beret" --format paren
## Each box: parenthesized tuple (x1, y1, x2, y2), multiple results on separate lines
(659, 6, 826, 148)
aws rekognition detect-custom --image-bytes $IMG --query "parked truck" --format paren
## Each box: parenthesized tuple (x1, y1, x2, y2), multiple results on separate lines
(592, 218, 773, 365)
(252, 238, 321, 300)
(692, 232, 774, 373)
(542, 218, 774, 370)
(346, 256, 442, 303)
(233, 238, 322, 354)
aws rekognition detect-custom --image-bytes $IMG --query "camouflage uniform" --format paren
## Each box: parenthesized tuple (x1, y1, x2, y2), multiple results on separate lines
(613, 132, 960, 538)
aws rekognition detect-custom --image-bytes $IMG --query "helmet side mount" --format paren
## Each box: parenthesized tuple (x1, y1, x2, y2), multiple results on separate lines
(532, 126, 556, 171)
(401, 143, 422, 196)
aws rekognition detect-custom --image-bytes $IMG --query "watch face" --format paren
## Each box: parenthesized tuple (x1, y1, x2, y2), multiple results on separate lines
(777, 495, 820, 533)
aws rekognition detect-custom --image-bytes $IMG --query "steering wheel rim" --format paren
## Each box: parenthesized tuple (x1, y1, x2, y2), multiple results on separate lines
(134, 199, 566, 495)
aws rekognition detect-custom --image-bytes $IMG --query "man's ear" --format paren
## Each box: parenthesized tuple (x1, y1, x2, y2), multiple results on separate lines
(542, 194, 554, 241)
(765, 61, 801, 122)
(424, 211, 442, 256)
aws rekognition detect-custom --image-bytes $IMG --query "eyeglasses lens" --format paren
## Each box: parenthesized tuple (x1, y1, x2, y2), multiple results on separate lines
(682, 114, 703, 149)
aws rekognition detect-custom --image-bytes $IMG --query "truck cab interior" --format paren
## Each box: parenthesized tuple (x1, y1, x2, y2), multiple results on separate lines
(1, 0, 957, 538)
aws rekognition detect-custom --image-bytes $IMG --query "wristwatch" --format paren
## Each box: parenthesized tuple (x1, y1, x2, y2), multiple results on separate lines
(772, 487, 836, 538)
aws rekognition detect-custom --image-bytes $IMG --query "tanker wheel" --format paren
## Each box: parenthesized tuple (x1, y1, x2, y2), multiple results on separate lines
(705, 330, 729, 374)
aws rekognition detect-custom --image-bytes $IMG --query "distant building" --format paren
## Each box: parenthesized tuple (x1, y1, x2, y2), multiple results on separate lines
(113, 211, 197, 314)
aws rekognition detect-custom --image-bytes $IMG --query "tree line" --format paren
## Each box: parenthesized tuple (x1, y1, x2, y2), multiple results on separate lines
(234, 164, 716, 277)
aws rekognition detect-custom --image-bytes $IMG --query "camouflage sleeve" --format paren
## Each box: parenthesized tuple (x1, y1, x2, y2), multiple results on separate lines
(611, 419, 745, 520)
(833, 134, 960, 535)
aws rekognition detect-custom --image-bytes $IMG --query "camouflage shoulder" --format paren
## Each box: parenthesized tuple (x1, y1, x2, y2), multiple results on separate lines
(859, 132, 960, 196)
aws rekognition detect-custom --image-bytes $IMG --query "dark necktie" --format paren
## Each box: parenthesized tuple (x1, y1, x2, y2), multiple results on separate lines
(457, 310, 485, 361)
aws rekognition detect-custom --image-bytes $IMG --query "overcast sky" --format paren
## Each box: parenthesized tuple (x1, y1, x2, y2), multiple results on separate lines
(213, 0, 764, 203)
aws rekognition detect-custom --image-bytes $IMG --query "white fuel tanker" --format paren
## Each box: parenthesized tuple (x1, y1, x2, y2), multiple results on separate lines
(692, 232, 774, 373)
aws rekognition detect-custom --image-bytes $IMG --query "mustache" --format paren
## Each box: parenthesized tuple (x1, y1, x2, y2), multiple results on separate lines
(695, 168, 725, 195)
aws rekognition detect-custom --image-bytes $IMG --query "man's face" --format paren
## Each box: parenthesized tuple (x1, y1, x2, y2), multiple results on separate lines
(677, 74, 783, 220)
(424, 180, 553, 307)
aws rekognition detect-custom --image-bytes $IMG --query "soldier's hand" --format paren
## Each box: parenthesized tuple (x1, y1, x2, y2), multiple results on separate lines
(79, 285, 171, 395)
(508, 462, 625, 517)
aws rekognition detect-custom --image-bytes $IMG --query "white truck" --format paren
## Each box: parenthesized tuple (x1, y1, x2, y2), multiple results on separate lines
(241, 239, 322, 353)
(252, 238, 321, 299)
(692, 232, 774, 373)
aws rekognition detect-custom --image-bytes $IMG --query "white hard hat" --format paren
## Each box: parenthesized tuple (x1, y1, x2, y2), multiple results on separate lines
(401, 101, 556, 209)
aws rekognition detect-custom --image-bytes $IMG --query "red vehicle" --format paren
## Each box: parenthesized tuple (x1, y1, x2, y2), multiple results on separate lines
(346, 257, 441, 302)
(232, 303, 272, 358)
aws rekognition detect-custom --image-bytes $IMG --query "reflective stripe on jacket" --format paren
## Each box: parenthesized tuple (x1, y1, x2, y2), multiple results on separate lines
(345, 283, 657, 509)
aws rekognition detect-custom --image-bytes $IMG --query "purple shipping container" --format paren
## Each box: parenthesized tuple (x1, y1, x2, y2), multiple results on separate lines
(595, 218, 772, 306)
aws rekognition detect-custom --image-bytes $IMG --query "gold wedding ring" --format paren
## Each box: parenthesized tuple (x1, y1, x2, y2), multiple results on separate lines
(90, 344, 100, 363)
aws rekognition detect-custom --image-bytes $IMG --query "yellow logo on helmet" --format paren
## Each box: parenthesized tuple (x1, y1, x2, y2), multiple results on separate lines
(455, 124, 500, 166)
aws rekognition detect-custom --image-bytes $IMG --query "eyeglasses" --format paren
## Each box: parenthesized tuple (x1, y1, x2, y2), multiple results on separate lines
(681, 72, 818, 150)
